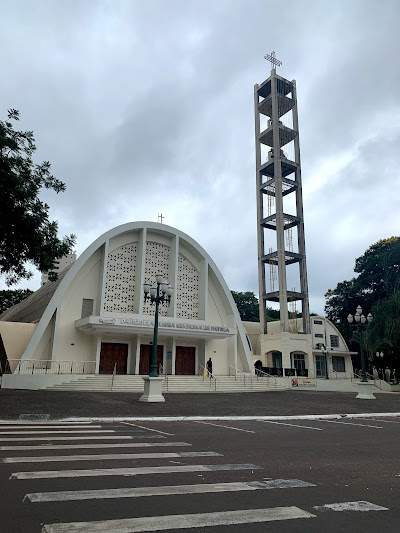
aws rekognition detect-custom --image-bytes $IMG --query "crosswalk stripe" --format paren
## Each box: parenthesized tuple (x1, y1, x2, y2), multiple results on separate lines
(0, 430, 115, 435)
(26, 479, 316, 502)
(193, 421, 255, 433)
(0, 435, 138, 442)
(260, 421, 323, 431)
(314, 501, 388, 512)
(41, 506, 315, 532)
(4, 451, 221, 463)
(121, 422, 173, 436)
(318, 420, 382, 429)
(0, 426, 102, 430)
(11, 463, 260, 480)
(0, 441, 190, 451)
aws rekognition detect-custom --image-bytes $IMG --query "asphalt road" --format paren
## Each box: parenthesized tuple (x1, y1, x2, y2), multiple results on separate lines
(0, 416, 399, 532)
(0, 389, 399, 419)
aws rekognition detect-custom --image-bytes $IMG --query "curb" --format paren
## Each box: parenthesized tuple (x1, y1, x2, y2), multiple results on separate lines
(0, 412, 400, 423)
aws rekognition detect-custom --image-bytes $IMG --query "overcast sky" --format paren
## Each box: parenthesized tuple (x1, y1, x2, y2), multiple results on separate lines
(1, 0, 400, 312)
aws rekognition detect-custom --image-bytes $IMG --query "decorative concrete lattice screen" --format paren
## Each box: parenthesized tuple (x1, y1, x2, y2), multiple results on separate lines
(177, 254, 200, 319)
(104, 243, 137, 313)
(143, 241, 170, 317)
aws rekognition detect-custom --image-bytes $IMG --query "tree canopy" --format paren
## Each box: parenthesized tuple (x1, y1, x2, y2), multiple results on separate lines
(231, 291, 281, 322)
(0, 289, 33, 314)
(0, 109, 75, 285)
(325, 237, 400, 365)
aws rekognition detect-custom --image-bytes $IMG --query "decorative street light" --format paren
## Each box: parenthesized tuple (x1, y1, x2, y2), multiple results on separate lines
(347, 305, 373, 383)
(143, 275, 173, 378)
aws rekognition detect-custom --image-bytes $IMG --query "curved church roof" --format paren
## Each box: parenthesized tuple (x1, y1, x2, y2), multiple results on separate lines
(18, 221, 253, 369)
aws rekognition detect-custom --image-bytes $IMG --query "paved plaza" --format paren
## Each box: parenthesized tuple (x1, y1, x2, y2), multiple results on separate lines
(0, 389, 399, 420)
(0, 415, 398, 532)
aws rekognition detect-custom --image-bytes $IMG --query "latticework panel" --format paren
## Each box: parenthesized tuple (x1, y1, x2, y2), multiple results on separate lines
(142, 241, 171, 316)
(177, 254, 200, 319)
(104, 243, 137, 313)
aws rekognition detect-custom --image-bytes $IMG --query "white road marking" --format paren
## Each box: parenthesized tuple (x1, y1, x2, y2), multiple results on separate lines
(121, 422, 173, 436)
(0, 430, 115, 435)
(260, 421, 323, 431)
(0, 436, 136, 442)
(0, 426, 102, 430)
(0, 441, 190, 451)
(5, 451, 221, 463)
(41, 506, 315, 532)
(26, 479, 316, 502)
(360, 417, 400, 424)
(193, 421, 255, 433)
(314, 501, 388, 512)
(11, 463, 260, 480)
(318, 420, 382, 429)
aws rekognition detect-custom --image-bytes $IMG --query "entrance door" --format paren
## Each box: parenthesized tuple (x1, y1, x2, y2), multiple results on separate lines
(139, 345, 163, 375)
(292, 352, 306, 376)
(99, 343, 128, 374)
(315, 355, 328, 378)
(175, 346, 196, 375)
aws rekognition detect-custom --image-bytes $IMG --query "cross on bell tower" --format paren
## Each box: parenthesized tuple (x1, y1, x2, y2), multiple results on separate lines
(254, 53, 310, 334)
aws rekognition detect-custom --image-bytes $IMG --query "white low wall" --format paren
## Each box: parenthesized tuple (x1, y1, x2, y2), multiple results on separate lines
(1, 374, 88, 390)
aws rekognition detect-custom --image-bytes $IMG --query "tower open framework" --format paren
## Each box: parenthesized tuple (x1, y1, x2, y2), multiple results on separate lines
(254, 58, 310, 334)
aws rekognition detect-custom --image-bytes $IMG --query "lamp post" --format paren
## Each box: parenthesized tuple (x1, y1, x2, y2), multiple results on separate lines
(139, 275, 172, 402)
(347, 305, 373, 393)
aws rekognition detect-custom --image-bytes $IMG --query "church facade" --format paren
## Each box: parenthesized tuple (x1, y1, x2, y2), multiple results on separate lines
(2, 221, 253, 377)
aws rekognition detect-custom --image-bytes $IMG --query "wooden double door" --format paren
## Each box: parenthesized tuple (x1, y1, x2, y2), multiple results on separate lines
(139, 345, 163, 375)
(99, 342, 128, 374)
(175, 346, 196, 375)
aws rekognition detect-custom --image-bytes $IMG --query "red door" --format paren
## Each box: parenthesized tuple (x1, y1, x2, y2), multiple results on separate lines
(175, 346, 196, 375)
(99, 343, 128, 374)
(139, 345, 163, 374)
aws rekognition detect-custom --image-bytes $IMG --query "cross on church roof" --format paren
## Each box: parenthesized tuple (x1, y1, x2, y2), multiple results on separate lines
(158, 213, 165, 224)
(264, 50, 282, 70)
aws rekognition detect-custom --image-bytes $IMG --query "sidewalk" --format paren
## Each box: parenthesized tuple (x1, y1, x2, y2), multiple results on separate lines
(0, 389, 399, 420)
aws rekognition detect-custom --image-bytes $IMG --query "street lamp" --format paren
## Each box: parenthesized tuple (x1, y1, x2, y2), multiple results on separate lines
(139, 275, 173, 403)
(143, 275, 173, 378)
(347, 305, 373, 383)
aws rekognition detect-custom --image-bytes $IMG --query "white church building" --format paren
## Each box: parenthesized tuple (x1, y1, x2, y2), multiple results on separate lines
(0, 222, 254, 381)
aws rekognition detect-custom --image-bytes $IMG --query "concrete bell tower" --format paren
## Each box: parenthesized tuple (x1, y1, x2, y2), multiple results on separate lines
(254, 52, 310, 334)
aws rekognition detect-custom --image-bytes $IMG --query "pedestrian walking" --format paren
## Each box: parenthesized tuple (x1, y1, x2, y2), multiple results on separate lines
(206, 357, 213, 377)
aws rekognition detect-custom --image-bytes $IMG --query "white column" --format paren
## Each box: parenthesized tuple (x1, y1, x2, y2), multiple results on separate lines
(99, 240, 110, 314)
(95, 337, 102, 374)
(171, 236, 179, 319)
(135, 336, 141, 375)
(199, 258, 208, 321)
(171, 337, 176, 375)
(135, 228, 147, 314)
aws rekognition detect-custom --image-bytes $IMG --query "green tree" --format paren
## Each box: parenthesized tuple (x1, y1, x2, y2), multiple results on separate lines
(0, 289, 33, 314)
(231, 291, 283, 322)
(325, 237, 400, 359)
(231, 291, 259, 322)
(367, 290, 400, 369)
(325, 237, 400, 322)
(0, 109, 75, 285)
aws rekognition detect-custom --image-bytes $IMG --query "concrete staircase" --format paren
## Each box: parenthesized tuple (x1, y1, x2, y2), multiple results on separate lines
(45, 374, 290, 393)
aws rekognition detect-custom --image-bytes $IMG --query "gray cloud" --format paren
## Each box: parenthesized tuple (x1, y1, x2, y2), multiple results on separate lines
(1, 0, 400, 313)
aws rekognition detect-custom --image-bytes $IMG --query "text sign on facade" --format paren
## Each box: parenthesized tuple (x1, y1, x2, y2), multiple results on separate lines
(97, 316, 231, 334)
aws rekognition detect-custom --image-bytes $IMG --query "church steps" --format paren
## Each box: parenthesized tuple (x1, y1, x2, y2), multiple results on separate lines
(43, 374, 288, 392)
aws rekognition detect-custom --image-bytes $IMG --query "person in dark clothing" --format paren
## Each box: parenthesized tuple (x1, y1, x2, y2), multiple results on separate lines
(206, 357, 213, 377)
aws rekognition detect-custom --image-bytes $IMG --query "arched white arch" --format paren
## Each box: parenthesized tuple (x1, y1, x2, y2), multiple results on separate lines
(22, 221, 253, 371)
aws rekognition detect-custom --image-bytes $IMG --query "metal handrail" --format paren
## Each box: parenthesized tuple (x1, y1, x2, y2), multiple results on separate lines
(199, 364, 217, 391)
(6, 359, 97, 375)
(111, 362, 117, 391)
(159, 363, 168, 391)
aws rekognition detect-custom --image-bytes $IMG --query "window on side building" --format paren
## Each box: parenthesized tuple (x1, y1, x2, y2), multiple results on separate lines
(332, 356, 345, 373)
(330, 334, 339, 348)
(81, 298, 94, 318)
